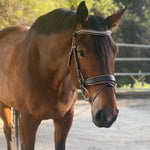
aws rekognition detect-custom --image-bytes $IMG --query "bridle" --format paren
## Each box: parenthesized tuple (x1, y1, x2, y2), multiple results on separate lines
(68, 29, 116, 104)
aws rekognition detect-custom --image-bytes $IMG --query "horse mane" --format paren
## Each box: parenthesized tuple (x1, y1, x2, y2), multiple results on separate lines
(31, 9, 76, 35)
(30, 7, 108, 35)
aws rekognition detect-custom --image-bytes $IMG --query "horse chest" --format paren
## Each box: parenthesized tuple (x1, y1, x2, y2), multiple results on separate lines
(25, 86, 77, 120)
(27, 97, 75, 120)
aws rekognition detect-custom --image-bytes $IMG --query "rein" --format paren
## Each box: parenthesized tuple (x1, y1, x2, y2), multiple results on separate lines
(68, 29, 115, 104)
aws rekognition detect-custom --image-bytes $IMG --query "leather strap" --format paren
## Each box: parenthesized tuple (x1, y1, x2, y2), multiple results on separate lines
(85, 75, 115, 86)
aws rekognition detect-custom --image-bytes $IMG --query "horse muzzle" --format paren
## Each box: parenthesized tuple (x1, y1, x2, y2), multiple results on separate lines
(91, 107, 119, 128)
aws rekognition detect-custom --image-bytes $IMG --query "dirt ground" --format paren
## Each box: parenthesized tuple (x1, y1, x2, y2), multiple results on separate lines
(0, 98, 150, 150)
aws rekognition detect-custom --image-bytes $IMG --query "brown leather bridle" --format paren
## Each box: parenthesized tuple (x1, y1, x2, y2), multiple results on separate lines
(68, 29, 116, 104)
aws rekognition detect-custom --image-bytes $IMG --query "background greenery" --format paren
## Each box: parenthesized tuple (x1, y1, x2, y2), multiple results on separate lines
(0, 0, 121, 28)
(0, 0, 150, 88)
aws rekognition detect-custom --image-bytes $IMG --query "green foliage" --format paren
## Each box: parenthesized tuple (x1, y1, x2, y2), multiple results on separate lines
(131, 75, 148, 88)
(0, 0, 120, 29)
(89, 0, 120, 16)
(117, 73, 150, 89)
(0, 0, 55, 28)
(113, 0, 150, 44)
(126, 74, 150, 89)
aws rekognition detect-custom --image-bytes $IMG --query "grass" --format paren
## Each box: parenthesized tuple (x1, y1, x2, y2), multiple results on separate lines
(117, 74, 150, 91)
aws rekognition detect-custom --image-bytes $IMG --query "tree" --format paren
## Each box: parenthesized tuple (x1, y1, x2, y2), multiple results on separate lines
(0, 0, 120, 29)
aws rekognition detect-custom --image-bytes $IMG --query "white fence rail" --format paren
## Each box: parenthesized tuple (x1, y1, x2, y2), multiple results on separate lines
(116, 43, 150, 48)
(115, 43, 150, 91)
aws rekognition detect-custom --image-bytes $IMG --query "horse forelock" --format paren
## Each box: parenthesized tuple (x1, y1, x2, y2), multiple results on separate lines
(93, 36, 116, 68)
(83, 16, 117, 70)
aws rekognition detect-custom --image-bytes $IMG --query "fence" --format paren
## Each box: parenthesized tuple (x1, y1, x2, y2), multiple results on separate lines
(115, 43, 150, 92)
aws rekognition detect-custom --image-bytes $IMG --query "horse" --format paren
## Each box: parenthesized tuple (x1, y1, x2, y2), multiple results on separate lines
(0, 1, 124, 150)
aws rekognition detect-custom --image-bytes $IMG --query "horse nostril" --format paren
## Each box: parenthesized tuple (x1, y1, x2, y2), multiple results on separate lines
(95, 109, 107, 123)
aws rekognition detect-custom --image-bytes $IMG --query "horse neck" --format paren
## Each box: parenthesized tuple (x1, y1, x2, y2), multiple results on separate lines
(26, 29, 74, 92)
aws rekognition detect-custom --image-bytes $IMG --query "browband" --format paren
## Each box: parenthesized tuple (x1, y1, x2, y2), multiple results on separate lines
(75, 29, 112, 36)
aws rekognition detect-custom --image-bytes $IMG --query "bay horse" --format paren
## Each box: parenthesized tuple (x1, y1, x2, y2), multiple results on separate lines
(0, 1, 124, 150)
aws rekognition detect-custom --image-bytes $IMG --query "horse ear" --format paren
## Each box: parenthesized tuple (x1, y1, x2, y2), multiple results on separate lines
(105, 9, 126, 29)
(76, 1, 88, 28)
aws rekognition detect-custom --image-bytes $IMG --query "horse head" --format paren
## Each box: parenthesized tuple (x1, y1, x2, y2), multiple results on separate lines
(69, 1, 125, 128)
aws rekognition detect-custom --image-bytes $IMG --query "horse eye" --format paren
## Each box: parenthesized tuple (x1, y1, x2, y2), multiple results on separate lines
(78, 50, 86, 58)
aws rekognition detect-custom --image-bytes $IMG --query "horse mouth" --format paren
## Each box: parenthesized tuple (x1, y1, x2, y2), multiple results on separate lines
(93, 120, 116, 128)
